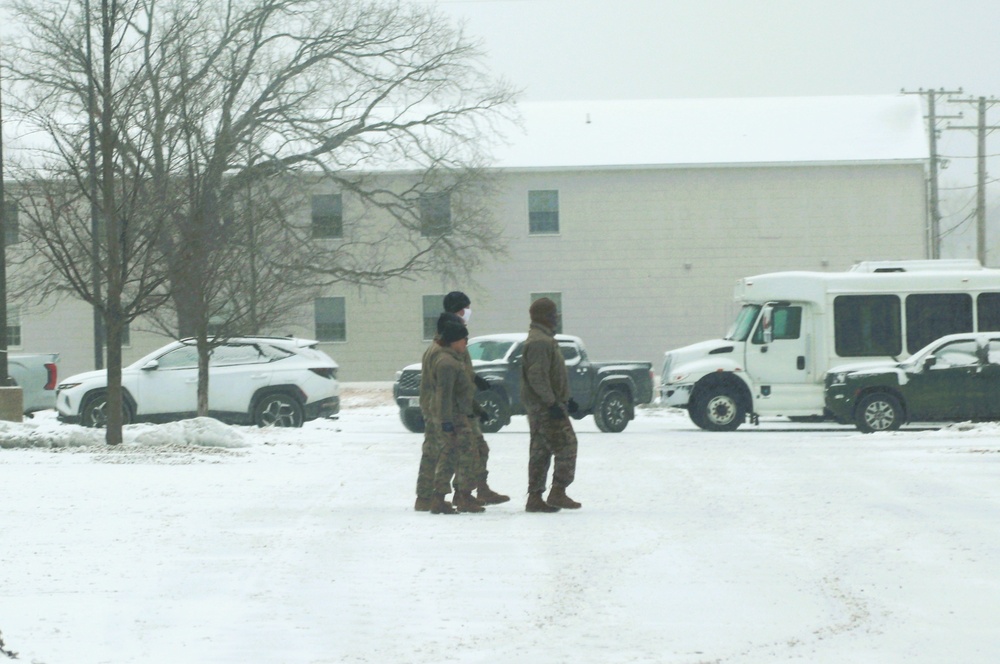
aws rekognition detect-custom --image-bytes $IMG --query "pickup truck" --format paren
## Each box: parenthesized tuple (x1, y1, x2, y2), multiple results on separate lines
(393, 333, 654, 434)
(7, 352, 60, 415)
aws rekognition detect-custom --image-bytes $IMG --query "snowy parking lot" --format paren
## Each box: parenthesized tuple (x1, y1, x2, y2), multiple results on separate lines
(2, 384, 999, 663)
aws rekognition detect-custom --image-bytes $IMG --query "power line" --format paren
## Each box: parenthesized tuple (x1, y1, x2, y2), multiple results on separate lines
(948, 96, 1000, 265)
(902, 88, 964, 259)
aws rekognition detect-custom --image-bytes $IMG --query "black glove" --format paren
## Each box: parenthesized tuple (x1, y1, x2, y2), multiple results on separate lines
(441, 421, 454, 433)
(474, 374, 491, 391)
(567, 398, 579, 415)
(548, 404, 566, 420)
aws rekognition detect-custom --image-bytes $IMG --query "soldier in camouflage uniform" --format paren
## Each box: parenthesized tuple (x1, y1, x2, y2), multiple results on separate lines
(414, 312, 465, 511)
(428, 316, 484, 514)
(441, 291, 510, 506)
(520, 297, 581, 513)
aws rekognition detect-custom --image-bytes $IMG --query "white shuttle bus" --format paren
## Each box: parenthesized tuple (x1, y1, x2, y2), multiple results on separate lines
(660, 259, 1000, 430)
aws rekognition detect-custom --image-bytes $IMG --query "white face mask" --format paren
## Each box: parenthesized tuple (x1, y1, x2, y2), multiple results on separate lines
(460, 307, 472, 324)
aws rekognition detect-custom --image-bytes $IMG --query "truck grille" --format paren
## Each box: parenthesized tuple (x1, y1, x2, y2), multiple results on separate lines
(397, 369, 422, 394)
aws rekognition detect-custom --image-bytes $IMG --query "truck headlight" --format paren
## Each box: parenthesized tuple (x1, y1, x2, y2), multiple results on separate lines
(828, 372, 849, 387)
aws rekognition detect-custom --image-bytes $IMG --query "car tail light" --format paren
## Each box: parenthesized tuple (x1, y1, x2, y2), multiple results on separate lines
(309, 367, 337, 379)
(44, 363, 58, 390)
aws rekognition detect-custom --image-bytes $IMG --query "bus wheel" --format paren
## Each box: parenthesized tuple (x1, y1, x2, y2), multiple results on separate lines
(855, 393, 903, 433)
(693, 387, 745, 431)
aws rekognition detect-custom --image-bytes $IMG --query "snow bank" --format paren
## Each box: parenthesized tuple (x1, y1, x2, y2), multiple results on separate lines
(0, 413, 248, 449)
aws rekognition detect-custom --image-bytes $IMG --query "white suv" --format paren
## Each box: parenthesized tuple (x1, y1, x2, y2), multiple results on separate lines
(56, 337, 340, 428)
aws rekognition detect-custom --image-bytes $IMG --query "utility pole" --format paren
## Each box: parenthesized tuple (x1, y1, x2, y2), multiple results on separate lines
(902, 88, 963, 259)
(949, 96, 1000, 266)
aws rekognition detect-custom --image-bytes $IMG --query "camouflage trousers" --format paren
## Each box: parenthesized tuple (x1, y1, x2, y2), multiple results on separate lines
(415, 417, 482, 498)
(526, 410, 578, 494)
(457, 419, 490, 489)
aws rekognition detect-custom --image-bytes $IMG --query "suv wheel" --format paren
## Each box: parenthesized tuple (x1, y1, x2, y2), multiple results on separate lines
(254, 393, 304, 428)
(81, 391, 134, 428)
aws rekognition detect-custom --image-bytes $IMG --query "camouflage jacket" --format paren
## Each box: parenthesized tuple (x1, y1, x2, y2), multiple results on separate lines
(520, 322, 568, 413)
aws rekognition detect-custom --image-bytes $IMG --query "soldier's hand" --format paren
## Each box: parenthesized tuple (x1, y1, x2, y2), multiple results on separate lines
(548, 404, 566, 420)
(474, 375, 490, 391)
(441, 421, 454, 433)
(567, 398, 580, 415)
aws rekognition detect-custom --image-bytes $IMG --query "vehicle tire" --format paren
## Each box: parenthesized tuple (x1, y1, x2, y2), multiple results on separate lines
(855, 393, 903, 433)
(593, 389, 632, 433)
(400, 407, 426, 433)
(476, 390, 509, 434)
(80, 391, 134, 428)
(692, 387, 745, 431)
(253, 393, 304, 428)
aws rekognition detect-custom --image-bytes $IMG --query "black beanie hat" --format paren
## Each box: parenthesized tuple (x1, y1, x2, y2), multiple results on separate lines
(443, 291, 471, 313)
(436, 312, 464, 335)
(439, 317, 469, 344)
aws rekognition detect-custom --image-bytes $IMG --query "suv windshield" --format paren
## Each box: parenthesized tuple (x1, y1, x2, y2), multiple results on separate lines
(725, 305, 762, 341)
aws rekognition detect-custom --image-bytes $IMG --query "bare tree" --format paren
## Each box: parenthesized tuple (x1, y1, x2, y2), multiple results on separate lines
(6, 0, 174, 444)
(6, 0, 516, 422)
(123, 0, 516, 415)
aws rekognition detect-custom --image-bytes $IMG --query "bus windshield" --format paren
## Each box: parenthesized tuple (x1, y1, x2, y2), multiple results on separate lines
(725, 304, 761, 341)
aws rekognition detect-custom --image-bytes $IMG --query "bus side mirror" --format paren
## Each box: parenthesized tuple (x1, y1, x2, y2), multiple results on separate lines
(761, 306, 774, 345)
(923, 357, 937, 370)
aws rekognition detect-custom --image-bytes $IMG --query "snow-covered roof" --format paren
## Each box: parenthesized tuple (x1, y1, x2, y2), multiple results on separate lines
(494, 96, 929, 170)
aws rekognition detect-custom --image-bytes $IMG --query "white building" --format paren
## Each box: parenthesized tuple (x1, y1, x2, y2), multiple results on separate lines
(15, 96, 929, 382)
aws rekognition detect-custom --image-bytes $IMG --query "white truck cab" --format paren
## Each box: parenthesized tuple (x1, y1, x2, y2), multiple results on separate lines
(661, 259, 1000, 430)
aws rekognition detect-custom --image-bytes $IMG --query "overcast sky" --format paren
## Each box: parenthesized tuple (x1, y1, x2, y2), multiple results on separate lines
(434, 0, 1000, 102)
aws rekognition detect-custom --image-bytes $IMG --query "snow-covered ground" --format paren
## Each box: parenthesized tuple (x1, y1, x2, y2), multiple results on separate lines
(2, 383, 1000, 663)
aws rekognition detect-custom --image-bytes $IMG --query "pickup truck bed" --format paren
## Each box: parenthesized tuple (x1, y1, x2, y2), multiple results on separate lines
(8, 352, 59, 414)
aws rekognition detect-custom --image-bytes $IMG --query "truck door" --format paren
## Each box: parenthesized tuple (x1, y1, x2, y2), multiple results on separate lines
(743, 303, 819, 414)
(561, 342, 593, 410)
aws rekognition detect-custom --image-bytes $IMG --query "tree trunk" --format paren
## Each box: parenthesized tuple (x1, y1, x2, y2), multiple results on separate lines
(196, 332, 210, 417)
(101, 0, 124, 446)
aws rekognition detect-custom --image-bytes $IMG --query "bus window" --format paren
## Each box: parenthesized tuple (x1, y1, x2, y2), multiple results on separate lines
(834, 295, 902, 357)
(905, 293, 972, 353)
(977, 293, 1000, 331)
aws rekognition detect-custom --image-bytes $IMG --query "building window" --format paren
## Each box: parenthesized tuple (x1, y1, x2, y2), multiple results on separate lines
(315, 297, 347, 342)
(420, 192, 451, 236)
(422, 294, 446, 340)
(530, 292, 563, 334)
(528, 190, 559, 234)
(311, 194, 343, 239)
(4, 201, 19, 246)
(6, 305, 19, 347)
